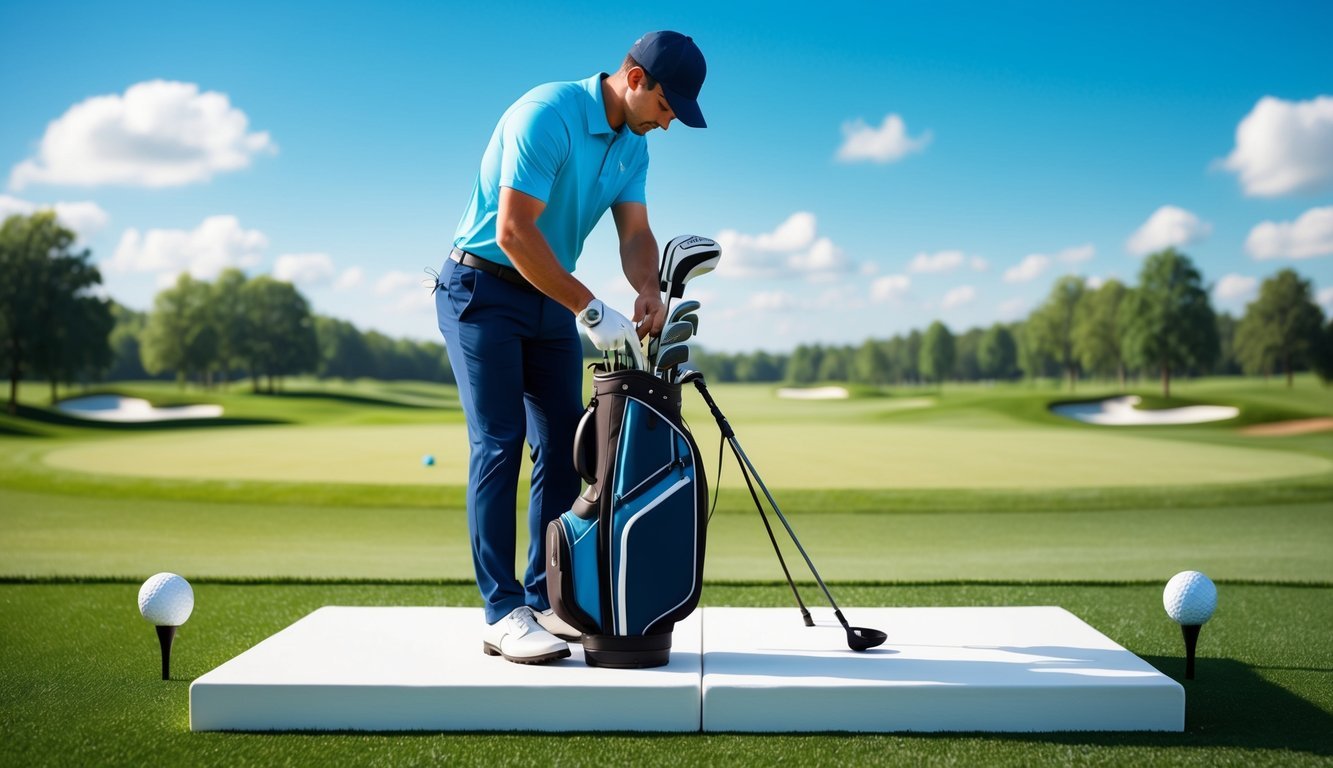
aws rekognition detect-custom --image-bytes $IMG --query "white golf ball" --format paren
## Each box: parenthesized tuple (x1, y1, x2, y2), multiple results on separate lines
(138, 572, 194, 626)
(1163, 570, 1217, 625)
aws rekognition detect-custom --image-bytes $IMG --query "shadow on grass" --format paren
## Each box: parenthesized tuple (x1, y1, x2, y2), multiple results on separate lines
(14, 404, 285, 432)
(953, 655, 1331, 756)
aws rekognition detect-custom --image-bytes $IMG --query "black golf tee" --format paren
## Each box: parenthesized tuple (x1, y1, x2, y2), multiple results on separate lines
(157, 625, 177, 680)
(1181, 624, 1200, 680)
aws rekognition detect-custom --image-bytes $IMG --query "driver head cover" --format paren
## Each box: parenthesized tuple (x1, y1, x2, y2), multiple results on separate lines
(660, 235, 721, 298)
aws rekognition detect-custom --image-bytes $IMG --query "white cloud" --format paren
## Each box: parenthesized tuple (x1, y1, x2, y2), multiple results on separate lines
(1221, 95, 1333, 197)
(747, 291, 797, 311)
(1085, 276, 1105, 290)
(1058, 243, 1095, 263)
(374, 270, 435, 315)
(334, 267, 364, 290)
(998, 297, 1030, 320)
(836, 114, 932, 164)
(1214, 274, 1258, 303)
(1126, 205, 1212, 256)
(110, 215, 266, 283)
(941, 285, 976, 309)
(0, 194, 109, 241)
(971, 256, 989, 272)
(908, 250, 966, 273)
(1318, 286, 1333, 311)
(9, 80, 275, 190)
(374, 270, 421, 297)
(1003, 253, 1050, 283)
(274, 253, 335, 286)
(1244, 206, 1333, 260)
(870, 274, 910, 302)
(715, 212, 853, 280)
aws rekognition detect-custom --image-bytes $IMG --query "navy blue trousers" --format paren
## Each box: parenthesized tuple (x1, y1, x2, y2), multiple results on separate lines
(435, 258, 584, 623)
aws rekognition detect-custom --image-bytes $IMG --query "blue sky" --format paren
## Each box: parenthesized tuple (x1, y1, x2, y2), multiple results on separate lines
(2, 1, 1330, 352)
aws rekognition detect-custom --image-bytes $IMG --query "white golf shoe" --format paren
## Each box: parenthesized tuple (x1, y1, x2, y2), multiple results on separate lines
(482, 606, 570, 664)
(536, 608, 584, 642)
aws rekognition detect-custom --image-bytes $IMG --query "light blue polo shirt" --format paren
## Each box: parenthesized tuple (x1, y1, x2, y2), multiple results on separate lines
(453, 73, 650, 272)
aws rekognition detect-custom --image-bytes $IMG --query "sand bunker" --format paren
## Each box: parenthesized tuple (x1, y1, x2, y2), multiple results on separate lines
(1240, 417, 1333, 437)
(57, 395, 223, 423)
(1052, 395, 1238, 426)
(776, 386, 850, 400)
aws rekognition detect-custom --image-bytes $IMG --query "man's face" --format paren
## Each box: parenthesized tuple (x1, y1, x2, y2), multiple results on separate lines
(626, 71, 676, 135)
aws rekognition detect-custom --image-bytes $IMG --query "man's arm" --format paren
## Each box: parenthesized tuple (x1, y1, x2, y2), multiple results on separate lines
(496, 187, 595, 315)
(612, 202, 665, 338)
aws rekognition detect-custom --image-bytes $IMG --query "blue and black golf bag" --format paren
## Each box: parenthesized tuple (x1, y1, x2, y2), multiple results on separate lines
(545, 367, 708, 668)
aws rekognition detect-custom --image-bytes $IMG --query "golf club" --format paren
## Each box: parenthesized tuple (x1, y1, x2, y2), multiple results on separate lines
(668, 299, 701, 325)
(689, 375, 888, 651)
(679, 312, 699, 336)
(649, 320, 694, 368)
(659, 236, 720, 322)
(654, 341, 690, 380)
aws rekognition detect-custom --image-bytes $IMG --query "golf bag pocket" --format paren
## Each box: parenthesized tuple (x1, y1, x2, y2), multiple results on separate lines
(546, 368, 708, 668)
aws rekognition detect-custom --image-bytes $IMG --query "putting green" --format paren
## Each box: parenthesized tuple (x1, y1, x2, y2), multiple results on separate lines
(40, 420, 1331, 489)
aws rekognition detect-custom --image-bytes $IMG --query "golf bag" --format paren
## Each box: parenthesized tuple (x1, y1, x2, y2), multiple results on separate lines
(546, 367, 708, 668)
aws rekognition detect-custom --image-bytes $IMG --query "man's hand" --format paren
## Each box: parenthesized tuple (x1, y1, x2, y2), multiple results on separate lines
(577, 299, 638, 351)
(633, 290, 666, 340)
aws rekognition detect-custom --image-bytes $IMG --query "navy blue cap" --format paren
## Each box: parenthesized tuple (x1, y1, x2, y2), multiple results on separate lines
(629, 31, 707, 128)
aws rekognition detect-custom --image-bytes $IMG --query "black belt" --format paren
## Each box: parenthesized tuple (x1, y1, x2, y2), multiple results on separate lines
(450, 248, 536, 292)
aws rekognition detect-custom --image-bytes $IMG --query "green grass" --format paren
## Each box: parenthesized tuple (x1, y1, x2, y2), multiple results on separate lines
(1, 375, 1330, 765)
(1, 581, 1329, 767)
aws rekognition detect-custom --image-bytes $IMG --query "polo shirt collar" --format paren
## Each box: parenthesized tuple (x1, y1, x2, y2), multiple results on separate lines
(583, 73, 616, 136)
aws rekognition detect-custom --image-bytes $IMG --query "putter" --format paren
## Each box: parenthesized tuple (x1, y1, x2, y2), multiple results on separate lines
(689, 375, 888, 652)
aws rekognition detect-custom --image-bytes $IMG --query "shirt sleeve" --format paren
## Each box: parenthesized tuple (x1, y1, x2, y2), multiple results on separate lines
(613, 146, 649, 206)
(499, 101, 570, 204)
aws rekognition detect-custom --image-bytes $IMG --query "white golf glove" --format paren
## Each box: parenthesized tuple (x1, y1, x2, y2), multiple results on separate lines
(577, 299, 637, 352)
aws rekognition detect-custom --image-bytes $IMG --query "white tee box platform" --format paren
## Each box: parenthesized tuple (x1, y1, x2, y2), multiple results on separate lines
(702, 606, 1183, 732)
(190, 607, 701, 732)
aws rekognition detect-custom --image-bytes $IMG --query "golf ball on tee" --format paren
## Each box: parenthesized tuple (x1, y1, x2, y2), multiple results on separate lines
(1163, 570, 1216, 625)
(138, 572, 194, 626)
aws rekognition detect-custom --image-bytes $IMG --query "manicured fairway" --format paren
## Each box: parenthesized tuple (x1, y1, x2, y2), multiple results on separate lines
(3, 487, 1330, 582)
(1, 582, 1329, 767)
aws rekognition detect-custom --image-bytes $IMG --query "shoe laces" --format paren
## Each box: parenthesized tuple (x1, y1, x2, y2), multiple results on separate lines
(507, 606, 535, 634)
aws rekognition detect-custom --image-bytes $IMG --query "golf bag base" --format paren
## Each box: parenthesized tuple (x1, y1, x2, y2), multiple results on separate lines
(581, 631, 673, 669)
(546, 367, 707, 669)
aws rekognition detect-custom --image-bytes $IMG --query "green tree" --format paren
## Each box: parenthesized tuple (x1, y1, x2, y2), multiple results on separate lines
(1122, 248, 1217, 398)
(787, 344, 822, 384)
(1072, 279, 1129, 389)
(853, 338, 891, 385)
(211, 268, 252, 385)
(977, 323, 1018, 380)
(919, 321, 955, 389)
(1213, 312, 1241, 375)
(953, 327, 984, 381)
(1234, 269, 1325, 388)
(241, 276, 318, 392)
(0, 212, 113, 413)
(1312, 318, 1333, 385)
(105, 302, 152, 381)
(817, 346, 850, 382)
(736, 350, 784, 382)
(141, 274, 218, 385)
(1028, 275, 1086, 391)
(315, 315, 374, 379)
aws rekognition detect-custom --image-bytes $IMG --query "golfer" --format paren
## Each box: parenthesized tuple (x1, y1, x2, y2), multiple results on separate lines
(435, 31, 708, 664)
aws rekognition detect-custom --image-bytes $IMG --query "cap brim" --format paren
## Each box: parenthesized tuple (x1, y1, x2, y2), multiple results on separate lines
(662, 86, 706, 128)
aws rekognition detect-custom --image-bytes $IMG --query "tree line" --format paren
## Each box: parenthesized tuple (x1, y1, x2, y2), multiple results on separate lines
(3, 211, 1328, 415)
(693, 249, 1332, 396)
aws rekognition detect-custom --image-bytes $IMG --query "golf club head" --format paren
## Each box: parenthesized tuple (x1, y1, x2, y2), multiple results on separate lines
(660, 235, 721, 299)
(662, 320, 693, 346)
(846, 626, 888, 651)
(654, 341, 690, 376)
(679, 312, 699, 335)
(674, 365, 703, 385)
(623, 337, 647, 372)
(668, 299, 701, 325)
